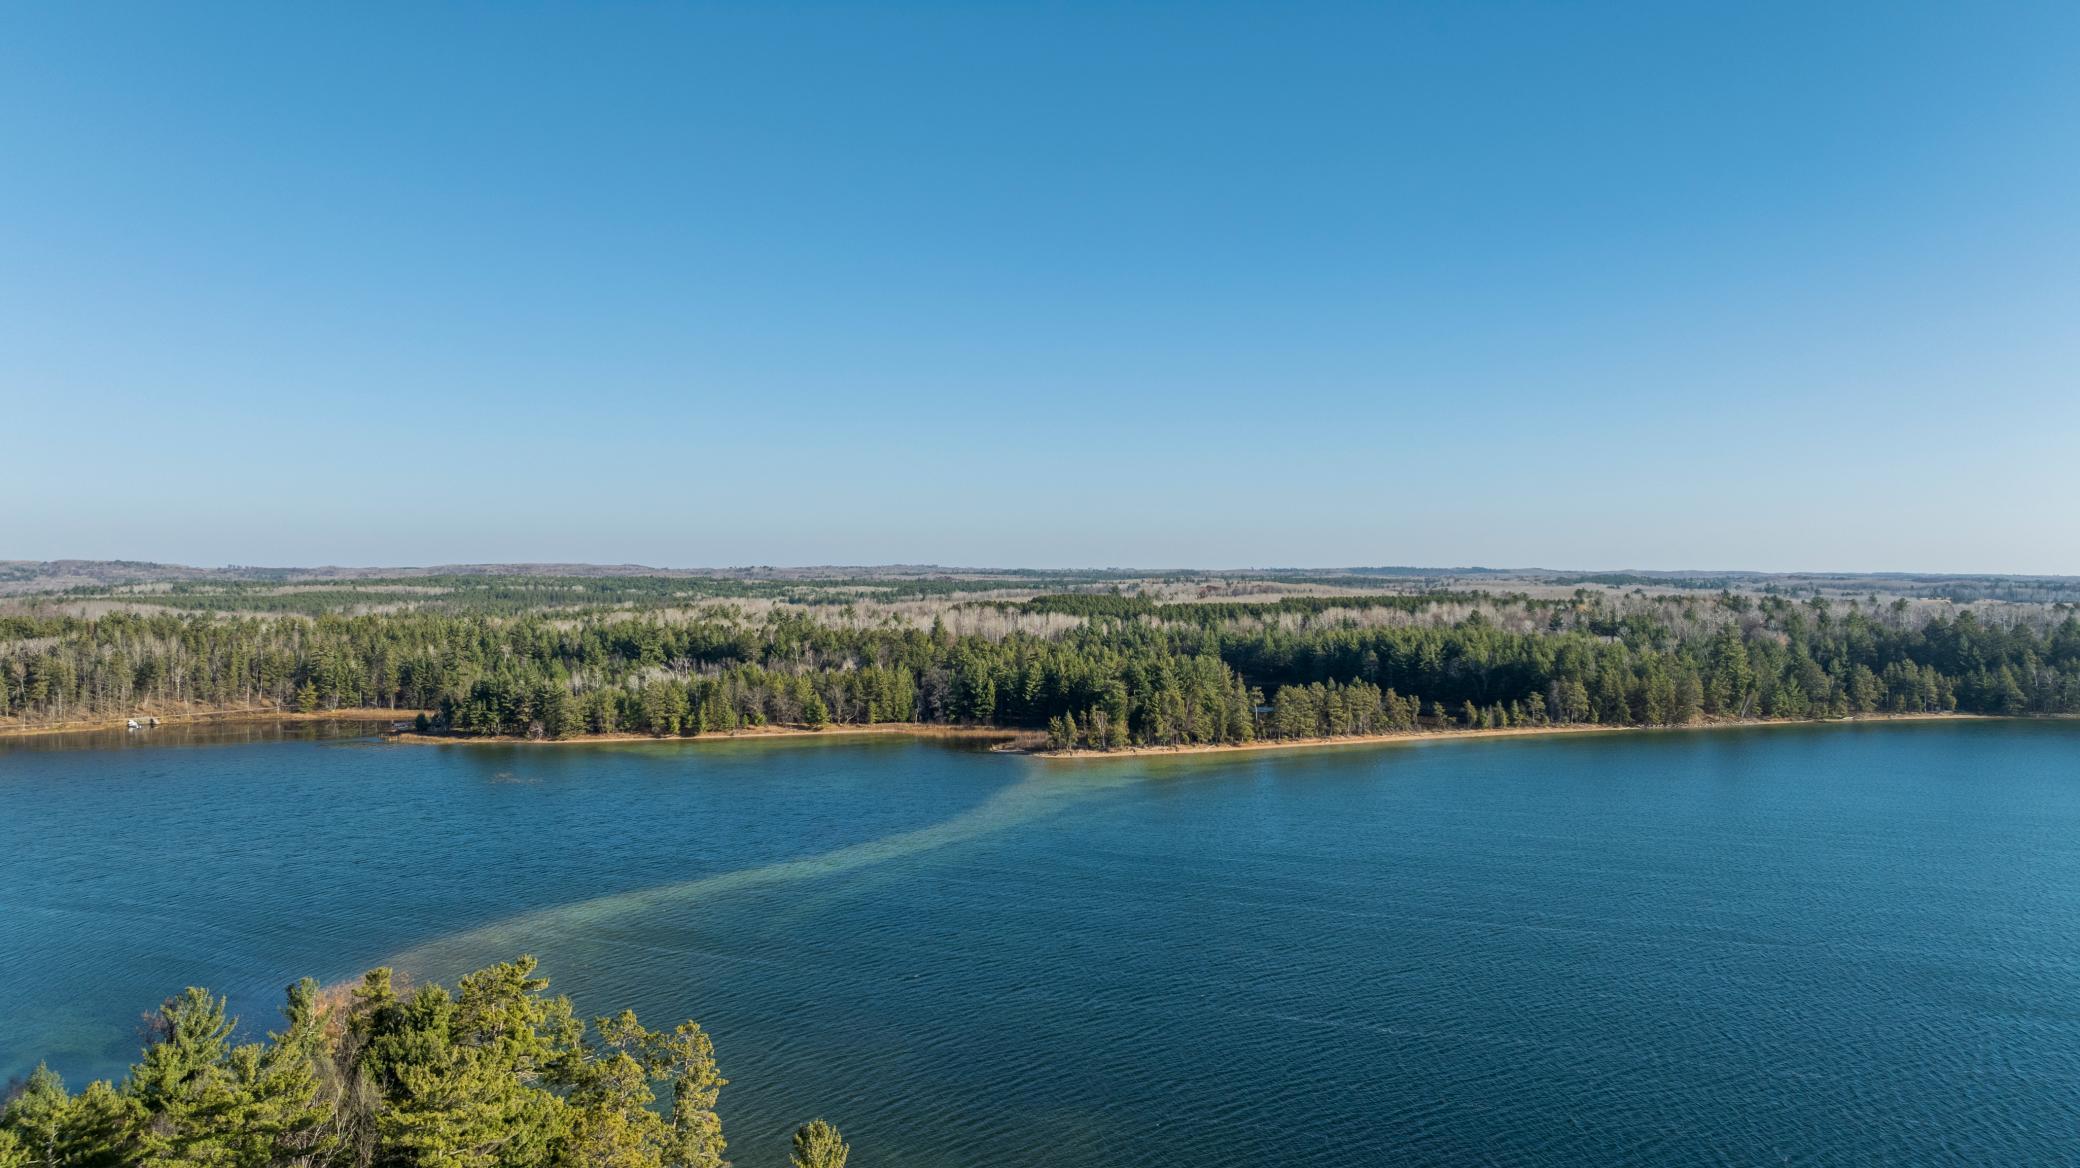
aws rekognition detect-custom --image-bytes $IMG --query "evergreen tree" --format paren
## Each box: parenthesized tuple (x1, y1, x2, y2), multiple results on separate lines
(789, 1119, 848, 1168)
(657, 1021, 726, 1168)
(2, 1064, 72, 1167)
(128, 987, 245, 1168)
(232, 979, 335, 1168)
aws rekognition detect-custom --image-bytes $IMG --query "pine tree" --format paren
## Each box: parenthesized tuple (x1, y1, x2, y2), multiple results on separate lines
(564, 1011, 673, 1168)
(129, 988, 246, 1168)
(789, 1119, 849, 1168)
(361, 959, 577, 1168)
(658, 1021, 726, 1168)
(53, 1081, 142, 1168)
(2, 1064, 72, 1167)
(230, 979, 336, 1167)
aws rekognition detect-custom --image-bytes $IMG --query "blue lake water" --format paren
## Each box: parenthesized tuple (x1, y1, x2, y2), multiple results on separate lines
(4, 720, 2079, 1165)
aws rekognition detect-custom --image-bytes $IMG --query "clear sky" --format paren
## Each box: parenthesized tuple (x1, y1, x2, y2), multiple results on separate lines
(4, 2, 2076, 573)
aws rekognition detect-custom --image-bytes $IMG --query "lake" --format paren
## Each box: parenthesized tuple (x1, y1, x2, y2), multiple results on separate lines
(3, 720, 2078, 1165)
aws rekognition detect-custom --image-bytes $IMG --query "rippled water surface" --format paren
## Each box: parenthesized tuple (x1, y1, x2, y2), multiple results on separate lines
(5, 720, 2080, 1165)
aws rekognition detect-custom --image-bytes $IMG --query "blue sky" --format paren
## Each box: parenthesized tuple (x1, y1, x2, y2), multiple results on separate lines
(4, 2, 2076, 572)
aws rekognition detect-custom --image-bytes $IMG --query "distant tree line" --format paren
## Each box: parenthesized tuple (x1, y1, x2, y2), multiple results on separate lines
(0, 958, 848, 1168)
(4, 593, 2078, 748)
(52, 571, 1146, 618)
(1007, 591, 1470, 623)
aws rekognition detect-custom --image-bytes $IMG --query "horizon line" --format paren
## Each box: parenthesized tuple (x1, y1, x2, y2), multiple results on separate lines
(8, 558, 2080, 583)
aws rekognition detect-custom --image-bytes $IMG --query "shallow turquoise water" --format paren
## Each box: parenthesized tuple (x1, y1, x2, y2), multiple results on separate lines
(4, 721, 2079, 1165)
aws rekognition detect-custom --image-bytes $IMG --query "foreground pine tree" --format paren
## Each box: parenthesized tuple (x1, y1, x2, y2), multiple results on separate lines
(789, 1119, 848, 1168)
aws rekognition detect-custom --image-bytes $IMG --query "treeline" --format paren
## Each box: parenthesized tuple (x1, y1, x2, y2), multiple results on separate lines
(1010, 591, 1469, 622)
(70, 576, 800, 618)
(1546, 573, 1732, 590)
(4, 595, 2079, 747)
(55, 571, 1148, 617)
(0, 958, 849, 1168)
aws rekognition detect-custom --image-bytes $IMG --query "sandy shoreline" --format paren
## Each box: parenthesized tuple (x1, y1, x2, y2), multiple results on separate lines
(1, 707, 2037, 755)
(1032, 711, 2018, 760)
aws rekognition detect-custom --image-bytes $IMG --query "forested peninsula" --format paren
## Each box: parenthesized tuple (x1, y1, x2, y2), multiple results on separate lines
(5, 570, 2077, 750)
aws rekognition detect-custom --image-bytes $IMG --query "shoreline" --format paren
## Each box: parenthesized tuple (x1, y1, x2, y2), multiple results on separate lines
(1032, 711, 2023, 760)
(0, 706, 426, 740)
(389, 722, 1039, 748)
(2, 707, 2046, 755)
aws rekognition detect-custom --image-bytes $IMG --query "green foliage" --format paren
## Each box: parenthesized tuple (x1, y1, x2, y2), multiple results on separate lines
(6, 589, 2077, 746)
(129, 986, 248, 1166)
(0, 960, 758, 1168)
(789, 1119, 847, 1168)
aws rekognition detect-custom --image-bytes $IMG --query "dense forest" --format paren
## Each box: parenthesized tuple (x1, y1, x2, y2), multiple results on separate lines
(4, 585, 2077, 749)
(0, 958, 847, 1168)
